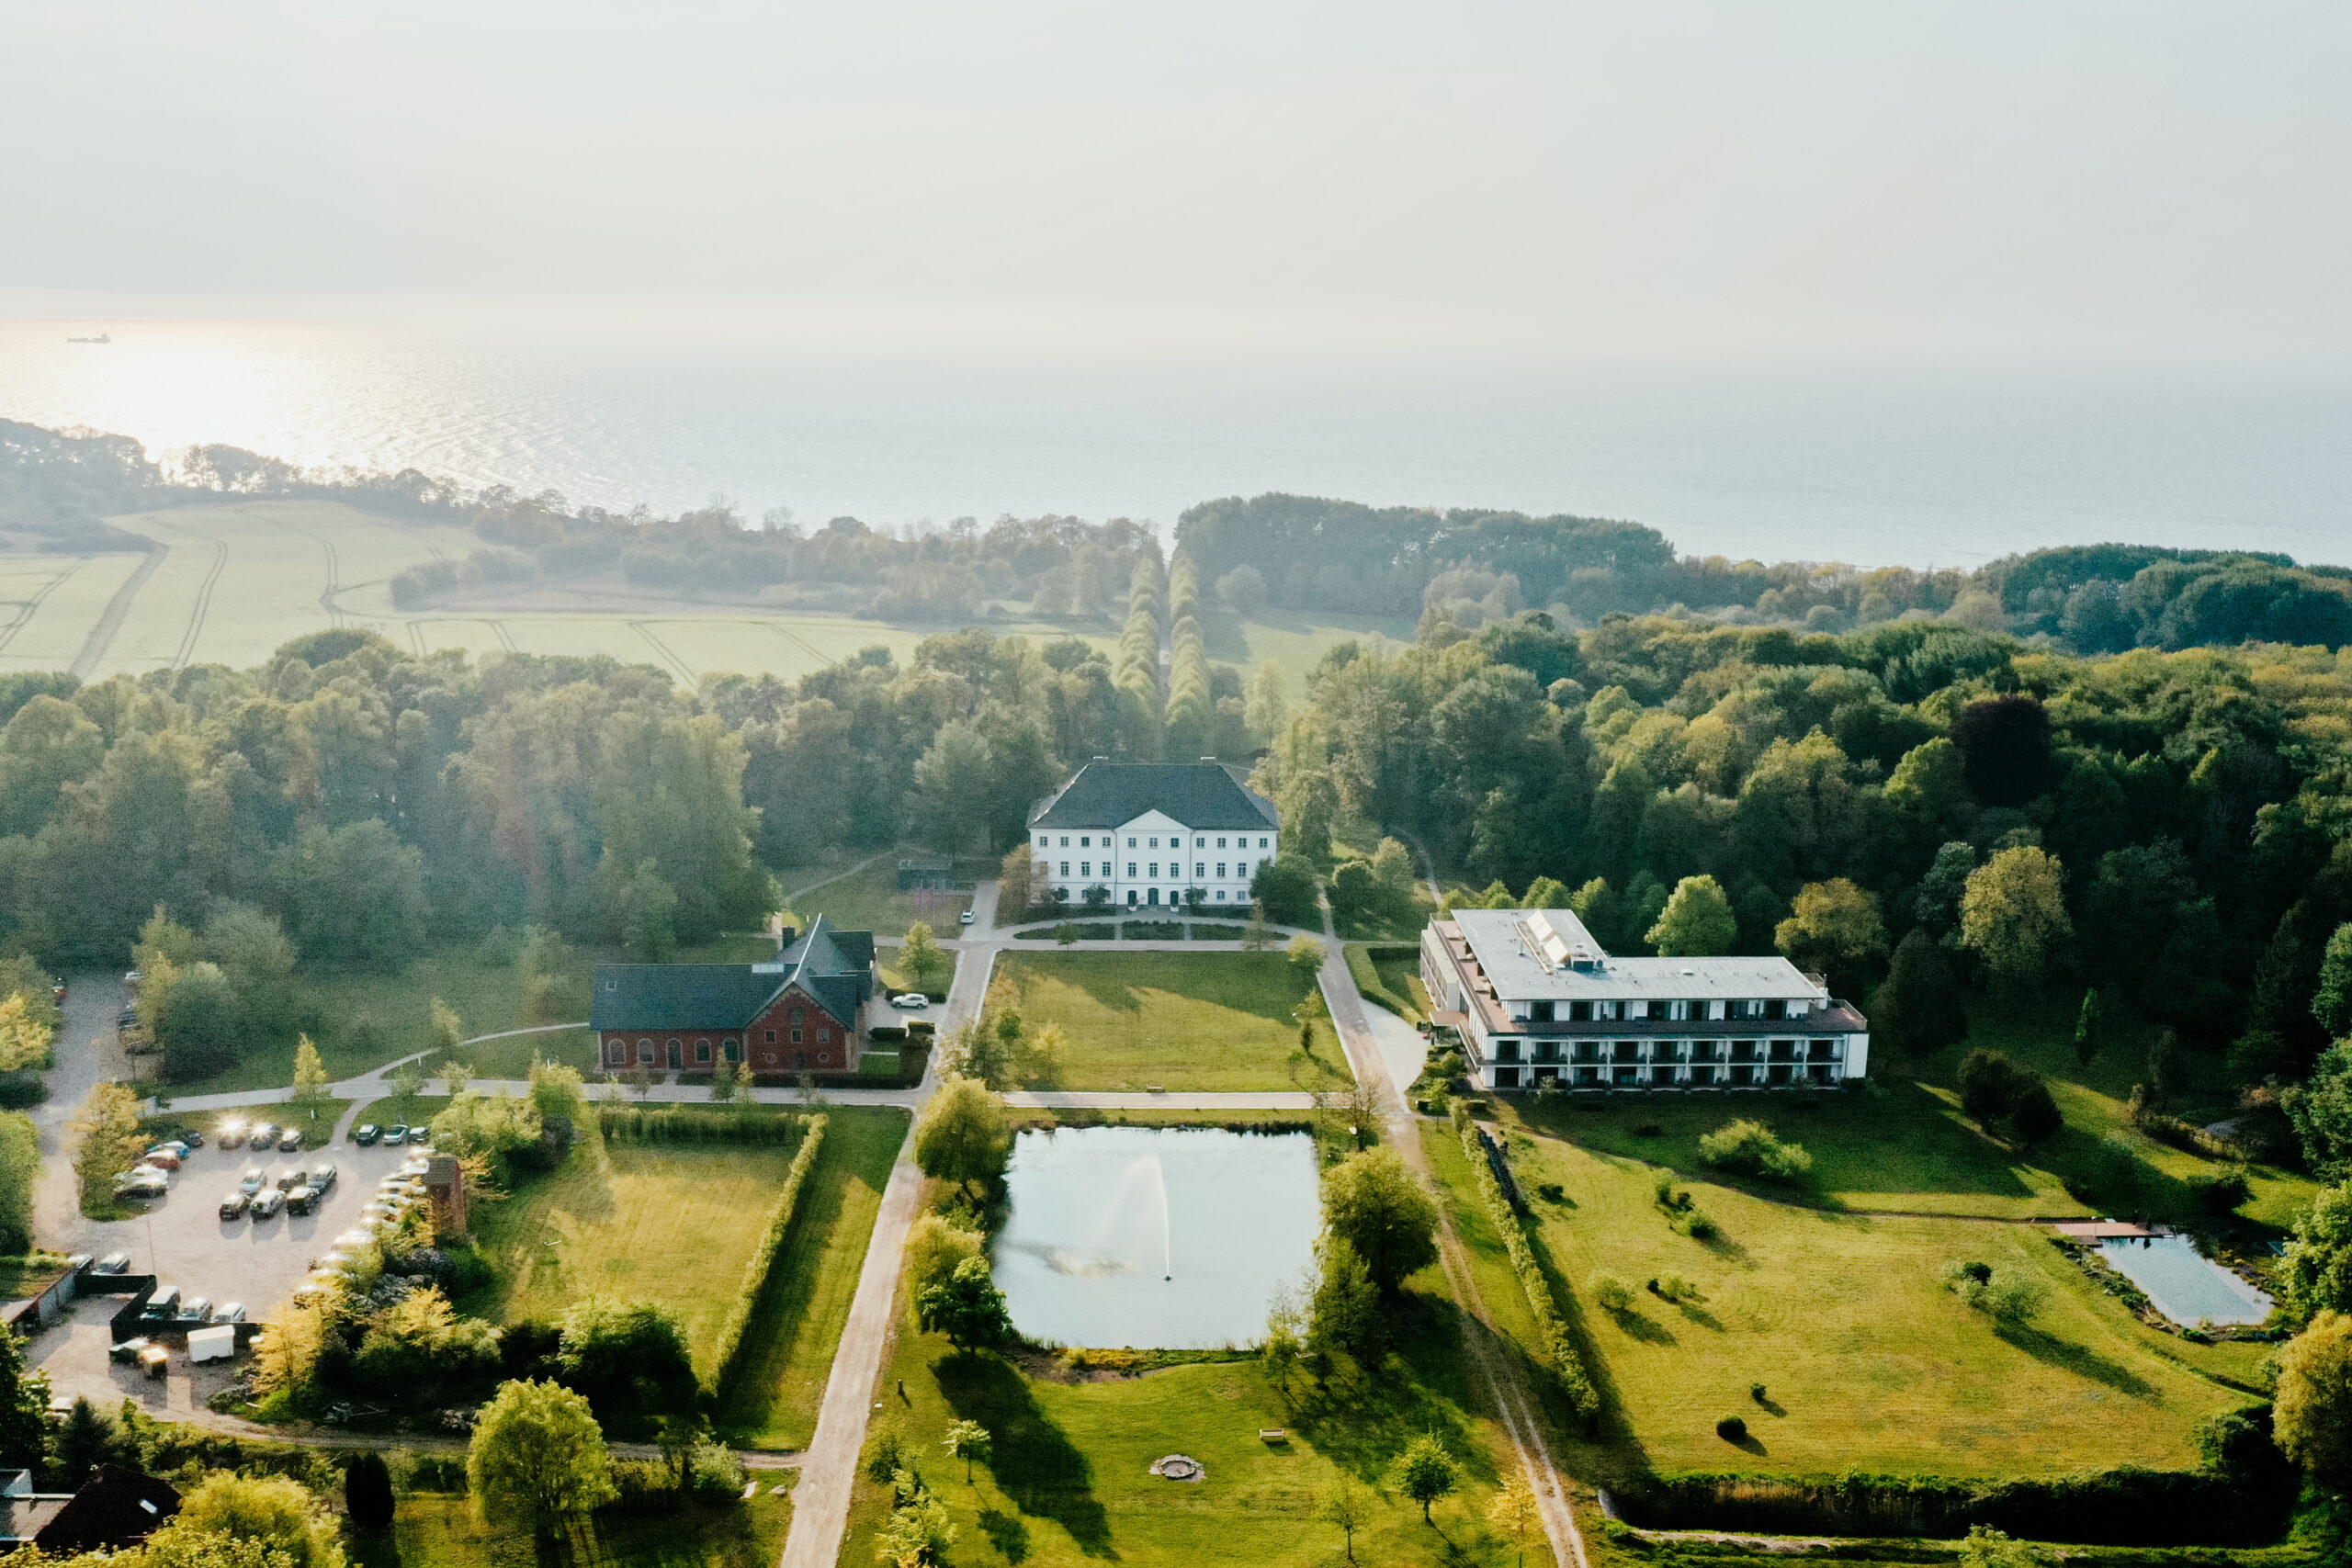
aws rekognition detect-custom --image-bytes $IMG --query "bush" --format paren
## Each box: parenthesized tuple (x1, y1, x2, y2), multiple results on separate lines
(706, 1114, 827, 1393)
(1717, 1416, 1748, 1441)
(1686, 1213, 1720, 1241)
(2188, 1168, 2254, 1215)
(1697, 1119, 1813, 1181)
(1594, 1275, 1634, 1312)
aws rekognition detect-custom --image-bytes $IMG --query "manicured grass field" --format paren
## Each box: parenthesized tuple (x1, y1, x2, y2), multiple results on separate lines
(354, 1493, 791, 1568)
(780, 853, 967, 939)
(846, 1269, 1523, 1565)
(717, 1105, 910, 1450)
(992, 951, 1352, 1092)
(1431, 1110, 2263, 1483)
(1345, 942, 1430, 1023)
(452, 1113, 814, 1373)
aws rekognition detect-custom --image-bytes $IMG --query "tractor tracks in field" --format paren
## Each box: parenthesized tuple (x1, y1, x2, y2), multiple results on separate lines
(0, 558, 86, 656)
(72, 545, 168, 679)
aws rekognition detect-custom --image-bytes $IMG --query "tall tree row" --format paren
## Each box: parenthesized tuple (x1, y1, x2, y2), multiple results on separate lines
(1164, 551, 1215, 759)
(1114, 555, 1166, 760)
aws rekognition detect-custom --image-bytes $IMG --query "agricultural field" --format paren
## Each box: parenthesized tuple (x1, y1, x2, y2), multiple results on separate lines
(716, 1105, 910, 1449)
(447, 1111, 817, 1373)
(846, 1258, 1523, 1567)
(8, 497, 1404, 691)
(990, 951, 1354, 1092)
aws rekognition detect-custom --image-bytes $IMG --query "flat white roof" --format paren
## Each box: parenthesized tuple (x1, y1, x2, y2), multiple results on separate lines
(1448, 909, 1826, 1002)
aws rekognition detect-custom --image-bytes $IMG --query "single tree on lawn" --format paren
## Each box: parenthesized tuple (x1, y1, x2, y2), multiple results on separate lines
(466, 1379, 616, 1538)
(390, 1057, 428, 1099)
(429, 997, 465, 1055)
(1286, 932, 1327, 976)
(1321, 1146, 1440, 1292)
(1393, 1430, 1458, 1523)
(1320, 1474, 1369, 1562)
(289, 1034, 333, 1122)
(1488, 1474, 1541, 1566)
(942, 1419, 991, 1483)
(1308, 1237, 1380, 1359)
(1055, 921, 1081, 949)
(900, 921, 947, 991)
(1961, 846, 2075, 994)
(914, 1077, 1012, 1195)
(69, 1081, 145, 1215)
(0, 994, 51, 1074)
(708, 1058, 741, 1103)
(917, 1256, 1013, 1354)
(1261, 1282, 1306, 1393)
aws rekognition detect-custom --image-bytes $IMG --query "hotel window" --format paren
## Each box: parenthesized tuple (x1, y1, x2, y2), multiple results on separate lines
(1215, 890, 1226, 899)
(1148, 837, 1159, 848)
(1058, 835, 1069, 847)
(1148, 863, 1159, 876)
(695, 1041, 711, 1063)
(790, 1028, 803, 1044)
(817, 1028, 831, 1043)
(1216, 863, 1226, 878)
(1127, 837, 1136, 847)
(1080, 835, 1091, 847)
(1216, 837, 1227, 848)
(1058, 862, 1069, 876)
(1080, 862, 1090, 875)
(1194, 862, 1204, 876)
(1127, 862, 1136, 876)
(1196, 837, 1205, 848)
(1259, 836, 1269, 848)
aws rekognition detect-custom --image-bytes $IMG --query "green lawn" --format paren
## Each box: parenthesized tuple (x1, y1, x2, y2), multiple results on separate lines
(779, 853, 968, 939)
(1345, 942, 1429, 1024)
(1433, 1109, 2266, 1484)
(717, 1106, 910, 1450)
(355, 1492, 790, 1568)
(451, 1112, 815, 1373)
(992, 952, 1352, 1092)
(846, 1270, 1524, 1565)
(1200, 605, 1417, 694)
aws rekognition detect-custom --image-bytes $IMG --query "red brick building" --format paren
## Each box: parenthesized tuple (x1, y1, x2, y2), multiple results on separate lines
(591, 916, 877, 1076)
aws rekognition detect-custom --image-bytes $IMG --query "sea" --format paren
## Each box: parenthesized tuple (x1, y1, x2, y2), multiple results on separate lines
(3, 305, 2348, 570)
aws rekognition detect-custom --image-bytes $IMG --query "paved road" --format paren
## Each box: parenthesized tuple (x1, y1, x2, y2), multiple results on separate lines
(32, 973, 130, 1246)
(778, 881, 1001, 1568)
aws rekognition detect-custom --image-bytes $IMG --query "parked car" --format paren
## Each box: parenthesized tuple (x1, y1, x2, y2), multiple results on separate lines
(960, 909, 975, 925)
(114, 1171, 167, 1199)
(247, 1123, 278, 1150)
(179, 1129, 205, 1149)
(218, 1191, 249, 1220)
(91, 1253, 130, 1276)
(51, 980, 63, 1003)
(352, 1124, 380, 1146)
(406, 1126, 431, 1145)
(123, 967, 141, 987)
(238, 1168, 266, 1194)
(383, 1123, 409, 1145)
(276, 1168, 306, 1191)
(108, 1337, 153, 1363)
(277, 1129, 303, 1153)
(333, 1229, 374, 1249)
(138, 1287, 180, 1323)
(285, 1185, 319, 1216)
(115, 1007, 138, 1029)
(218, 1122, 246, 1150)
(311, 1249, 352, 1275)
(140, 1148, 183, 1170)
(175, 1296, 211, 1325)
(308, 1163, 338, 1193)
(358, 1202, 399, 1224)
(890, 992, 927, 1010)
(250, 1189, 286, 1219)
(211, 1303, 245, 1324)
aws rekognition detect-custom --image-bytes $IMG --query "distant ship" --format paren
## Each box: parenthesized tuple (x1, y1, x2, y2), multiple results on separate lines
(65, 333, 110, 344)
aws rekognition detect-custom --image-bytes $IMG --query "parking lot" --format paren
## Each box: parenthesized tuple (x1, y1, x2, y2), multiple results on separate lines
(31, 1113, 439, 1408)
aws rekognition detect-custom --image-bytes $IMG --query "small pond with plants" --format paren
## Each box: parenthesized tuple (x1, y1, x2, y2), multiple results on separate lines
(2098, 1234, 2274, 1326)
(991, 1124, 1322, 1349)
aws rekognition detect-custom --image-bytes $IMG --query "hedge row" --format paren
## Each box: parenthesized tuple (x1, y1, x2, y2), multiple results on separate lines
(705, 1112, 828, 1394)
(1346, 943, 1422, 1022)
(1451, 1105, 1600, 1425)
(596, 1106, 811, 1144)
(1605, 1465, 2296, 1547)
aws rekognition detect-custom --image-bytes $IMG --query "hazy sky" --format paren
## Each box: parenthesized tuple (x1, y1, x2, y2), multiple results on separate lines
(6, 2, 2351, 362)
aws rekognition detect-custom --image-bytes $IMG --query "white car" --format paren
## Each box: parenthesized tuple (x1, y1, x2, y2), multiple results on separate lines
(889, 992, 928, 1010)
(958, 910, 975, 925)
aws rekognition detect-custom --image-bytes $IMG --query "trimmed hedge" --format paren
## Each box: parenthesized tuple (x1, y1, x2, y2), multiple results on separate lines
(1451, 1103, 1600, 1425)
(1015, 923, 1116, 941)
(1347, 942, 1423, 1022)
(706, 1112, 828, 1394)
(1605, 1465, 2298, 1547)
(596, 1107, 810, 1144)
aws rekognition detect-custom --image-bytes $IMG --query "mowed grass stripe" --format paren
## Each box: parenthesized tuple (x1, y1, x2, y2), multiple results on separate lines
(456, 1120, 813, 1373)
(717, 1105, 909, 1449)
(994, 950, 1354, 1092)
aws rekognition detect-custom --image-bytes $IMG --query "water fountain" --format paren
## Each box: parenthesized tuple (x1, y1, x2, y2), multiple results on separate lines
(993, 1125, 1319, 1349)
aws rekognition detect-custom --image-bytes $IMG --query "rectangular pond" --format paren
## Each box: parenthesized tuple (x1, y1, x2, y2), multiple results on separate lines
(992, 1124, 1322, 1350)
(2098, 1234, 2275, 1326)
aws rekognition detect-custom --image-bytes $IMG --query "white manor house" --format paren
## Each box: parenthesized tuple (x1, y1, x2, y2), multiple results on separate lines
(1424, 907, 1871, 1092)
(1025, 760, 1280, 909)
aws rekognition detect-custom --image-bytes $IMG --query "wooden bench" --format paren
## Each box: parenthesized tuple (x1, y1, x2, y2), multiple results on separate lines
(1259, 1428, 1287, 1444)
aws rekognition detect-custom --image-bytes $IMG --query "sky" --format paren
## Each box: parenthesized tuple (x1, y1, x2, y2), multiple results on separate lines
(5, 2, 2350, 364)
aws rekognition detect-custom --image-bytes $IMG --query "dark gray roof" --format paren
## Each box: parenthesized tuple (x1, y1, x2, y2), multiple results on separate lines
(35, 1468, 177, 1552)
(591, 914, 876, 1031)
(1028, 761, 1278, 832)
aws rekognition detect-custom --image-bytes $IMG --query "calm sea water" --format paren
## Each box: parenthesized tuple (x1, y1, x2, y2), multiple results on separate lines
(3, 310, 2348, 569)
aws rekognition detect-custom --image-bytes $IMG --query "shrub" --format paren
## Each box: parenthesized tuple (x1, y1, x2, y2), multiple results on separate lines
(1698, 1119, 1813, 1181)
(2188, 1168, 2254, 1215)
(1594, 1275, 1634, 1313)
(1717, 1416, 1748, 1442)
(705, 1114, 827, 1393)
(1686, 1213, 1720, 1241)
